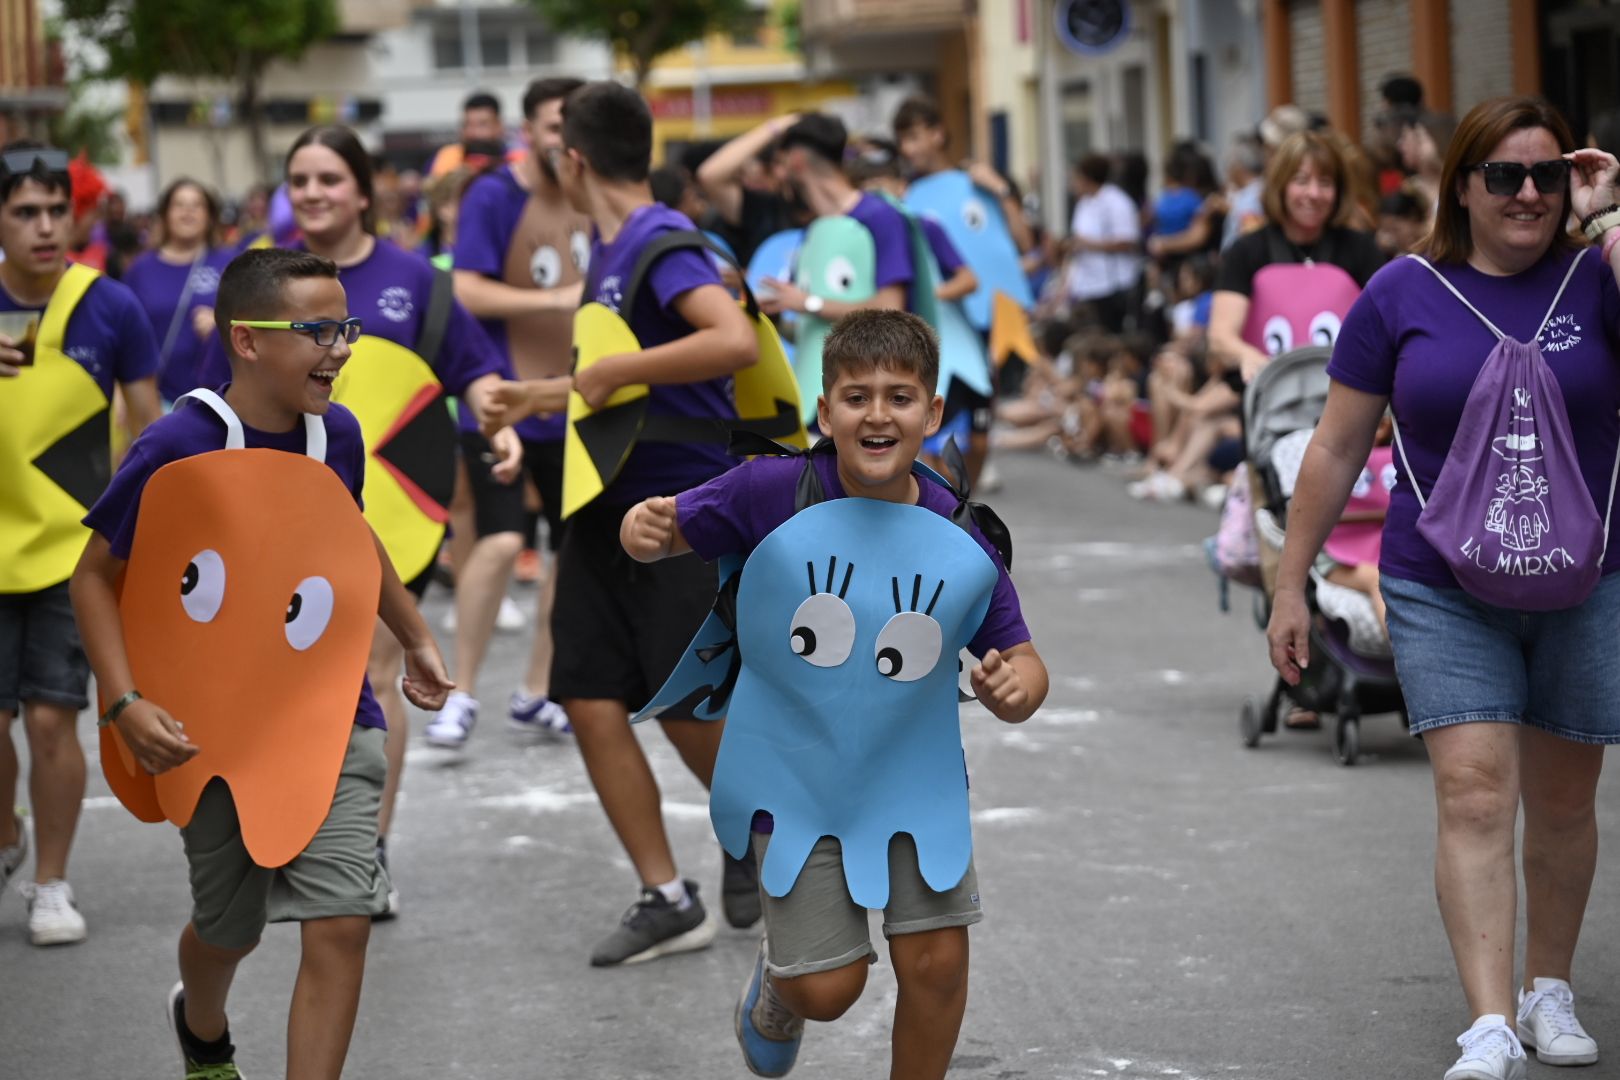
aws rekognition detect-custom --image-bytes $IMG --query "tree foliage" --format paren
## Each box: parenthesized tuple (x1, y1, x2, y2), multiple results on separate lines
(58, 0, 338, 179)
(527, 0, 756, 87)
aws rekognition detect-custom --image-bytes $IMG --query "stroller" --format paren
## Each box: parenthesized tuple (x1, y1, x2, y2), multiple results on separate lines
(1237, 346, 1406, 765)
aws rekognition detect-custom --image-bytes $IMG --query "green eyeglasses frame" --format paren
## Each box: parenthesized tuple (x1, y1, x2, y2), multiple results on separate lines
(230, 318, 363, 346)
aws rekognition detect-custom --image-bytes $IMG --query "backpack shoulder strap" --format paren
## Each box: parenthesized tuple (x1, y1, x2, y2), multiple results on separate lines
(416, 263, 454, 367)
(177, 387, 326, 461)
(621, 229, 761, 321)
(1403, 253, 1505, 339)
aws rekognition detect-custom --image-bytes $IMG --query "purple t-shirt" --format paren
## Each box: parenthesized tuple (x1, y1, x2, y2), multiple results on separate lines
(920, 216, 965, 278)
(848, 192, 916, 295)
(454, 166, 555, 441)
(195, 240, 507, 401)
(82, 397, 385, 729)
(1328, 247, 1620, 588)
(0, 272, 159, 396)
(677, 453, 1030, 657)
(586, 203, 737, 505)
(123, 249, 233, 404)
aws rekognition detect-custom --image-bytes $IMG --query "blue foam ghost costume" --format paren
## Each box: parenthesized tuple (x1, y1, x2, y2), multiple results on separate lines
(746, 228, 804, 365)
(637, 444, 1008, 908)
(905, 170, 1034, 331)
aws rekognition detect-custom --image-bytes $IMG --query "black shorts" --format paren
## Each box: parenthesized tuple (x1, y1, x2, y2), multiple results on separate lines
(0, 581, 91, 714)
(942, 380, 994, 437)
(458, 433, 567, 551)
(549, 500, 718, 708)
(403, 563, 434, 600)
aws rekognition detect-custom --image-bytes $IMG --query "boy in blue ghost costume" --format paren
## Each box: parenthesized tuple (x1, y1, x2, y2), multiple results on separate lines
(621, 310, 1048, 1080)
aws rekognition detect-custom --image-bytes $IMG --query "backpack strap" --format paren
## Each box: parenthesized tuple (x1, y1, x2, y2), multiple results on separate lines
(1535, 248, 1587, 341)
(620, 229, 761, 321)
(415, 263, 455, 367)
(177, 387, 327, 462)
(1403, 253, 1506, 339)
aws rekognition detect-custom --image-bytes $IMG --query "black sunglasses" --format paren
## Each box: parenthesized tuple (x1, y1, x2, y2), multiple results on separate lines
(1468, 159, 1570, 197)
(0, 148, 70, 179)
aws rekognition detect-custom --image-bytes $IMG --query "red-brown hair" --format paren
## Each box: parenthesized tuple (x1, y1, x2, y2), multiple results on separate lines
(1417, 96, 1582, 264)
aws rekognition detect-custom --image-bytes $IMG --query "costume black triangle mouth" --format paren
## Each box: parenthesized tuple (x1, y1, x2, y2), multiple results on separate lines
(375, 387, 457, 516)
(32, 406, 111, 510)
(575, 399, 649, 484)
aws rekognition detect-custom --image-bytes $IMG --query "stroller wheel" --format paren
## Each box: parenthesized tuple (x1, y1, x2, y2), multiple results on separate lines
(1335, 715, 1360, 766)
(1240, 697, 1263, 748)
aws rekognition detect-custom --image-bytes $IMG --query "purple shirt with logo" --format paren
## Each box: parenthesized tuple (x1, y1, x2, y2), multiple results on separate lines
(123, 248, 234, 404)
(82, 398, 385, 729)
(1328, 247, 1620, 588)
(585, 203, 737, 504)
(848, 192, 916, 296)
(0, 273, 159, 396)
(677, 453, 1030, 656)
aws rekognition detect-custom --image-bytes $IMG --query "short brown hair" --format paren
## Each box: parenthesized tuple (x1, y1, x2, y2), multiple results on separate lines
(892, 96, 943, 138)
(1260, 132, 1357, 230)
(821, 309, 939, 394)
(1417, 96, 1580, 265)
(216, 248, 339, 360)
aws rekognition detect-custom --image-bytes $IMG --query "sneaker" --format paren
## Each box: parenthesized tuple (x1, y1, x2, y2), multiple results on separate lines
(514, 547, 542, 584)
(168, 982, 244, 1079)
(977, 462, 1003, 494)
(1127, 470, 1186, 502)
(1517, 978, 1599, 1066)
(722, 843, 762, 929)
(508, 691, 572, 735)
(439, 596, 525, 634)
(589, 879, 717, 967)
(372, 840, 400, 922)
(735, 936, 804, 1077)
(423, 691, 478, 748)
(25, 879, 87, 946)
(1199, 483, 1229, 511)
(0, 812, 27, 895)
(1446, 1014, 1529, 1080)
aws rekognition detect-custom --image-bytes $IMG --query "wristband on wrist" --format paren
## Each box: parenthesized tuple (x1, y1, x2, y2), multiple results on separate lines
(1603, 227, 1620, 264)
(1582, 205, 1620, 241)
(99, 689, 142, 729)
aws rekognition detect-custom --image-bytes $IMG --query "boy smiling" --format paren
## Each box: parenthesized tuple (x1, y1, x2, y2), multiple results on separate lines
(621, 309, 1047, 1080)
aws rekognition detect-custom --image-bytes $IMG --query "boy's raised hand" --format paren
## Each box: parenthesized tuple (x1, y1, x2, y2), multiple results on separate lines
(115, 699, 199, 775)
(622, 496, 678, 561)
(401, 642, 455, 711)
(971, 649, 1028, 721)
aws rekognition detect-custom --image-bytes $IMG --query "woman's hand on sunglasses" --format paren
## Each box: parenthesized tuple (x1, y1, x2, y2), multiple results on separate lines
(1565, 148, 1620, 221)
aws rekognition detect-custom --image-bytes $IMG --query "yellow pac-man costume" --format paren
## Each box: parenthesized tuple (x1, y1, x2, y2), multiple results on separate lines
(563, 231, 806, 520)
(0, 264, 111, 593)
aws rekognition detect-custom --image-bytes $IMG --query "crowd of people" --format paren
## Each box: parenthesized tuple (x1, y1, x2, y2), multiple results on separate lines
(2, 66, 1619, 1080)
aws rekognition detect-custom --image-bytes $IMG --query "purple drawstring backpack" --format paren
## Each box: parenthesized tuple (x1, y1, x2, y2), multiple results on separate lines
(1391, 252, 1620, 611)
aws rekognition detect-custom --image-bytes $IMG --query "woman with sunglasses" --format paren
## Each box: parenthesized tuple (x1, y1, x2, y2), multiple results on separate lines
(277, 125, 520, 915)
(1269, 97, 1620, 1080)
(123, 178, 235, 406)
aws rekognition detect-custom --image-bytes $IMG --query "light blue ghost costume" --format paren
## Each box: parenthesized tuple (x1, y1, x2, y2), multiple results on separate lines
(637, 439, 1011, 908)
(904, 169, 1034, 332)
(746, 228, 804, 365)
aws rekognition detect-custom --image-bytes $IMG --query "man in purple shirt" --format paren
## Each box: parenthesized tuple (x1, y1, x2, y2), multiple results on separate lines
(0, 143, 162, 948)
(549, 81, 761, 966)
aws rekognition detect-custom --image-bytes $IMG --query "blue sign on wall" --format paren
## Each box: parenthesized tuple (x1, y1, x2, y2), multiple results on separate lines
(1054, 0, 1131, 57)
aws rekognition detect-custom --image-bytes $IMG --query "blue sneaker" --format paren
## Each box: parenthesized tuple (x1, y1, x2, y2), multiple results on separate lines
(507, 691, 572, 735)
(735, 937, 803, 1077)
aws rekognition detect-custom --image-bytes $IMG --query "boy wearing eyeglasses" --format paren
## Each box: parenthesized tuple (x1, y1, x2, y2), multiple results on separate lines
(0, 140, 162, 948)
(70, 248, 452, 1080)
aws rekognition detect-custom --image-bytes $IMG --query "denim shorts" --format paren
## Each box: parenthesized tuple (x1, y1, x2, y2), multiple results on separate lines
(0, 582, 91, 715)
(1382, 572, 1620, 744)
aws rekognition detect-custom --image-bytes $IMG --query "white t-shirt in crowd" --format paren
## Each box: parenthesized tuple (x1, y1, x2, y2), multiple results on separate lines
(1066, 183, 1142, 301)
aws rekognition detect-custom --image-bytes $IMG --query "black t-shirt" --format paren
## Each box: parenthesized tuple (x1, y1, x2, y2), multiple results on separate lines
(1214, 223, 1386, 296)
(710, 188, 792, 268)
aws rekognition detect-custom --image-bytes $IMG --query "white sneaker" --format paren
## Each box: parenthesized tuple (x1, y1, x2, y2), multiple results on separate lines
(440, 596, 525, 634)
(423, 691, 478, 748)
(25, 879, 87, 946)
(1446, 1014, 1529, 1080)
(0, 812, 27, 895)
(508, 691, 572, 735)
(1517, 978, 1599, 1066)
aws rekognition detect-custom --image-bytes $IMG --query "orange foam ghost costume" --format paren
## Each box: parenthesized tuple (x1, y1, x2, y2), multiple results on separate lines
(100, 391, 381, 869)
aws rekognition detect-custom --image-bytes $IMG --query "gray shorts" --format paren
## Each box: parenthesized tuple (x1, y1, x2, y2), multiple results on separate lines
(0, 582, 91, 715)
(752, 832, 983, 978)
(182, 725, 390, 949)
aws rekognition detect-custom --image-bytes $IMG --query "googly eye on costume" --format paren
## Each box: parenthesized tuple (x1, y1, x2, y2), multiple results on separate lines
(180, 549, 226, 623)
(530, 245, 562, 288)
(874, 611, 943, 682)
(1262, 314, 1294, 356)
(285, 576, 335, 651)
(960, 199, 988, 232)
(823, 255, 858, 296)
(1309, 310, 1343, 347)
(790, 556, 856, 666)
(570, 231, 591, 273)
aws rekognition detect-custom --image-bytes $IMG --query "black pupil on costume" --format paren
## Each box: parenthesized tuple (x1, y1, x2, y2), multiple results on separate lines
(286, 593, 302, 624)
(181, 563, 199, 595)
(878, 646, 903, 677)
(792, 626, 816, 655)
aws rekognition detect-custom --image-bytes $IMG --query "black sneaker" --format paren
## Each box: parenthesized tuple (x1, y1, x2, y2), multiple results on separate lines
(722, 843, 762, 929)
(589, 879, 718, 967)
(167, 982, 244, 1079)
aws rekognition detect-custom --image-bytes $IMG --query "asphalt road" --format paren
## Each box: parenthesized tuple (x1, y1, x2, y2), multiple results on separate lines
(4, 450, 1618, 1079)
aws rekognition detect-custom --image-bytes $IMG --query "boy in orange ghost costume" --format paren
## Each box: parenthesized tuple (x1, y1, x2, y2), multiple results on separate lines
(70, 248, 452, 1080)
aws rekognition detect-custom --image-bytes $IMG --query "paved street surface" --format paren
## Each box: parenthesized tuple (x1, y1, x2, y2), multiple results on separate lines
(5, 450, 1619, 1079)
